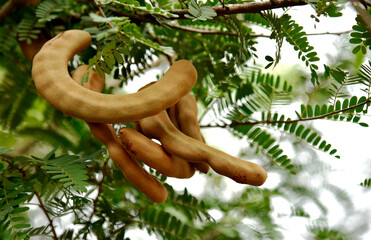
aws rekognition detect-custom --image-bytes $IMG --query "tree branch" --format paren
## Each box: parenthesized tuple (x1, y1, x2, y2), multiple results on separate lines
(169, 0, 307, 19)
(201, 99, 371, 128)
(33, 188, 59, 240)
(110, 0, 307, 22)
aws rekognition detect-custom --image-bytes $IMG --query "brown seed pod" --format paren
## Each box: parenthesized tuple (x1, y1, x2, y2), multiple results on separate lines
(168, 94, 210, 174)
(138, 110, 268, 186)
(72, 65, 168, 203)
(119, 127, 195, 179)
(32, 30, 197, 123)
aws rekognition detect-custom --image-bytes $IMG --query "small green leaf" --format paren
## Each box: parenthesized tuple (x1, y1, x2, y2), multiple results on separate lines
(307, 105, 313, 117)
(350, 38, 363, 44)
(314, 105, 320, 116)
(352, 45, 361, 54)
(307, 133, 317, 143)
(313, 136, 321, 146)
(14, 223, 31, 229)
(265, 55, 274, 61)
(359, 122, 369, 127)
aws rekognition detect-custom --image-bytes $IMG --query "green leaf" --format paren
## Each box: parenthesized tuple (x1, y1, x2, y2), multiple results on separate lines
(14, 223, 31, 229)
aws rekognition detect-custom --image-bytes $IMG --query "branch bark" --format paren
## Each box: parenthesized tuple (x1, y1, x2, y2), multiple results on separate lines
(110, 0, 307, 22)
(169, 0, 307, 19)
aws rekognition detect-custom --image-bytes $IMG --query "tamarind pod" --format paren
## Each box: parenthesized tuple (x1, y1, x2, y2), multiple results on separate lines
(72, 66, 167, 203)
(119, 127, 195, 179)
(175, 94, 210, 174)
(88, 123, 168, 203)
(19, 34, 47, 62)
(138, 82, 209, 173)
(32, 30, 198, 123)
(138, 111, 268, 186)
(72, 65, 105, 93)
(166, 105, 180, 130)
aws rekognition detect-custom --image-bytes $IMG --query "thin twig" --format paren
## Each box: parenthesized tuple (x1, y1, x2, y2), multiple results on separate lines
(33, 189, 59, 240)
(87, 156, 110, 224)
(94, 0, 114, 28)
(165, 24, 351, 37)
(201, 99, 371, 128)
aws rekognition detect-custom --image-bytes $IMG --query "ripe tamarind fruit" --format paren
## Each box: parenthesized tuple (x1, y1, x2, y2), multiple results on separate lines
(72, 65, 167, 203)
(32, 30, 197, 123)
(173, 94, 210, 173)
(138, 110, 268, 186)
(119, 127, 195, 178)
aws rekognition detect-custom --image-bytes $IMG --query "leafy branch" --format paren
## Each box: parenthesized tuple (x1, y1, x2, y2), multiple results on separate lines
(1, 154, 58, 240)
(202, 98, 371, 128)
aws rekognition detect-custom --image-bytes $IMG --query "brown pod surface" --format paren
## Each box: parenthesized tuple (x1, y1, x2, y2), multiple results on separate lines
(32, 30, 197, 123)
(72, 65, 167, 203)
(175, 94, 210, 174)
(138, 110, 268, 186)
(119, 127, 195, 179)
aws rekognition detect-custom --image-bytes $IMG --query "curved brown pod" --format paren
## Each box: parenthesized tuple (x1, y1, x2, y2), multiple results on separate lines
(72, 65, 168, 203)
(119, 127, 195, 179)
(174, 94, 210, 174)
(138, 110, 268, 186)
(32, 30, 197, 123)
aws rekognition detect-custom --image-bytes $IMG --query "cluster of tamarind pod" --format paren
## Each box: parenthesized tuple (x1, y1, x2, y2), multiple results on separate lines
(29, 30, 268, 203)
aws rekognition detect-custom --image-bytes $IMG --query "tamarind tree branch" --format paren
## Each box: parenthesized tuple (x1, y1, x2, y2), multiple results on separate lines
(109, 0, 307, 22)
(169, 0, 307, 19)
(201, 99, 371, 128)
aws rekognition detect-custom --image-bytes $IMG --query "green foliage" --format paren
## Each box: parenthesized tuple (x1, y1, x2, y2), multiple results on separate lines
(310, 0, 343, 17)
(22, 148, 89, 192)
(184, 0, 217, 21)
(263, 12, 319, 83)
(16, 11, 45, 43)
(349, 11, 371, 55)
(35, 0, 67, 23)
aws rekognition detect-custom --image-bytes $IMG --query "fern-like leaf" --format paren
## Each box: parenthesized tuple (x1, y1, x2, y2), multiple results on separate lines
(263, 11, 319, 83)
(17, 12, 45, 43)
(25, 150, 89, 192)
(232, 124, 295, 172)
(35, 0, 67, 23)
(0, 174, 32, 240)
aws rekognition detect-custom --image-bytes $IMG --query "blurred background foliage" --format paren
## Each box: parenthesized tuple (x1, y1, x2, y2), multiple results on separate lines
(1, 0, 371, 239)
